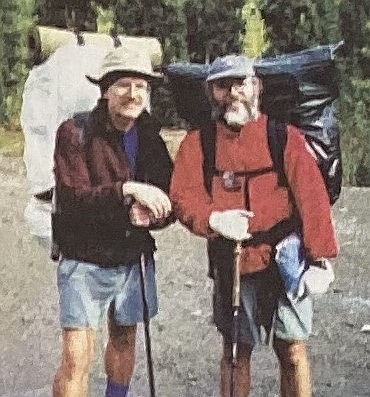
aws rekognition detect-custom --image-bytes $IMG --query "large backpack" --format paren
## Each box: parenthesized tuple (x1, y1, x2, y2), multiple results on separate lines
(164, 42, 343, 206)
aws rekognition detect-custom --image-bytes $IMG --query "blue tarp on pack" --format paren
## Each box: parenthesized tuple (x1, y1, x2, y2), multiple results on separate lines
(164, 42, 343, 203)
(163, 42, 343, 131)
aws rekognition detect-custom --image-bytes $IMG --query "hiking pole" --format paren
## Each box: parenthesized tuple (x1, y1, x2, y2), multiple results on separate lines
(230, 241, 242, 397)
(139, 253, 156, 397)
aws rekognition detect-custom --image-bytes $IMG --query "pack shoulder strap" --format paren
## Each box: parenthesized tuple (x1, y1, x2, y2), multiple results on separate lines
(200, 118, 288, 194)
(267, 118, 288, 187)
(73, 111, 90, 145)
(199, 118, 301, 253)
(200, 118, 289, 194)
(199, 118, 216, 195)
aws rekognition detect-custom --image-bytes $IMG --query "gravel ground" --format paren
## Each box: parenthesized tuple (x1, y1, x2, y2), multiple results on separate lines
(0, 155, 369, 397)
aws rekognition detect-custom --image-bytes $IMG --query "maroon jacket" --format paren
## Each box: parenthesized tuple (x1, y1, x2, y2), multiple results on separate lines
(52, 100, 173, 267)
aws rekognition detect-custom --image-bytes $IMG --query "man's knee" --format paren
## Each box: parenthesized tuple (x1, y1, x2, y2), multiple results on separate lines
(108, 321, 137, 352)
(274, 338, 308, 368)
(59, 329, 95, 379)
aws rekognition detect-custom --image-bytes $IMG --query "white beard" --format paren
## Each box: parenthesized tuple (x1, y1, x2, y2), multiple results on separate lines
(224, 100, 259, 129)
(224, 106, 249, 128)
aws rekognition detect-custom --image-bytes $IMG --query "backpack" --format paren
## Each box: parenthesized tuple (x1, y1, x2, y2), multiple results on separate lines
(199, 116, 341, 206)
(164, 43, 343, 206)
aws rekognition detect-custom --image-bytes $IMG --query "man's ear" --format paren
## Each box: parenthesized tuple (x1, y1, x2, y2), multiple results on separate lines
(253, 76, 262, 94)
(252, 76, 262, 104)
(205, 81, 213, 101)
(144, 90, 151, 113)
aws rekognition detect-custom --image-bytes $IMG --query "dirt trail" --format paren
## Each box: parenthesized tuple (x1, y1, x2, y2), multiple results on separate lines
(0, 155, 369, 397)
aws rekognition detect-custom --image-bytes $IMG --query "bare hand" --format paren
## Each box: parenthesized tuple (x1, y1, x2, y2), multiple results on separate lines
(122, 181, 172, 219)
(129, 202, 152, 227)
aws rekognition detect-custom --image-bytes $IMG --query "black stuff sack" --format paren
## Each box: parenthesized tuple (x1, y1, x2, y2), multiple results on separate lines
(163, 42, 343, 204)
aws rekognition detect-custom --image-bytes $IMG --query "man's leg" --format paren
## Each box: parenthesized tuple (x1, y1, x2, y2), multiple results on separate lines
(53, 328, 96, 397)
(273, 338, 311, 397)
(220, 338, 253, 397)
(105, 314, 137, 396)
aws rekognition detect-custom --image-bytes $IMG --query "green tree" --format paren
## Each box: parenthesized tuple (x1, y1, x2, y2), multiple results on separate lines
(184, 0, 244, 62)
(338, 0, 370, 185)
(242, 0, 266, 57)
(0, 6, 6, 122)
(0, 0, 35, 124)
(114, 0, 187, 63)
(257, 0, 340, 54)
(256, 0, 369, 186)
(35, 0, 98, 31)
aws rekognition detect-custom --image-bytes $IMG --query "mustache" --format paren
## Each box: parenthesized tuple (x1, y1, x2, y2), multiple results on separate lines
(211, 101, 256, 120)
(119, 97, 143, 106)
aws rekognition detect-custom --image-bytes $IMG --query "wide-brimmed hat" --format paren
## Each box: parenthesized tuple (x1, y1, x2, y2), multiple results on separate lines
(86, 47, 162, 84)
(206, 54, 255, 82)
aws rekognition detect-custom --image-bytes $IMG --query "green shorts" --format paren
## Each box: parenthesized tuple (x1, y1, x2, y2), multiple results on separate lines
(213, 265, 312, 346)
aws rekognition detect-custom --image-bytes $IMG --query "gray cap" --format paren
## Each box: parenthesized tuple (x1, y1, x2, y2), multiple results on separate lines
(206, 54, 255, 82)
(86, 47, 162, 84)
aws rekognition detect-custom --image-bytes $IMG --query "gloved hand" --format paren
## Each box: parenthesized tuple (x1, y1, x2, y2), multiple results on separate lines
(303, 259, 335, 294)
(209, 209, 254, 241)
(122, 181, 171, 219)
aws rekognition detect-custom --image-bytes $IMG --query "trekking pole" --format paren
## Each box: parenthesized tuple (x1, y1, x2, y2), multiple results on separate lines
(139, 253, 156, 397)
(230, 241, 242, 397)
(230, 242, 242, 397)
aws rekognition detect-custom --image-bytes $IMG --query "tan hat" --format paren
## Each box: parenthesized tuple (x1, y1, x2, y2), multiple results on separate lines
(86, 47, 162, 84)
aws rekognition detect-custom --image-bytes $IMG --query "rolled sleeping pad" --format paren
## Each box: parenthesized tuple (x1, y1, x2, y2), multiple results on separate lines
(27, 25, 163, 67)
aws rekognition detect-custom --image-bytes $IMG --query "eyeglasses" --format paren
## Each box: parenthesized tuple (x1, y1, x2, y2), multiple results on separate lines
(213, 76, 256, 92)
(110, 81, 149, 96)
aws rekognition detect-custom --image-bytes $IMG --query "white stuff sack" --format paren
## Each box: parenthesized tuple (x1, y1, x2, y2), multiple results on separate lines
(21, 44, 109, 239)
(24, 197, 53, 240)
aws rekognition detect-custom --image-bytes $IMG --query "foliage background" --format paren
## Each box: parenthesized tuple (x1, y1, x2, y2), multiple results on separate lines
(0, 0, 368, 185)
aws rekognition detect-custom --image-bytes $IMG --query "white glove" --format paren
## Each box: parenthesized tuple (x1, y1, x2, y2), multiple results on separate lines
(122, 181, 171, 219)
(209, 209, 254, 241)
(303, 260, 335, 295)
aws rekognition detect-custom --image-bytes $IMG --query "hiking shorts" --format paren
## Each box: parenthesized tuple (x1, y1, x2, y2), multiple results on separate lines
(57, 256, 158, 330)
(213, 266, 313, 346)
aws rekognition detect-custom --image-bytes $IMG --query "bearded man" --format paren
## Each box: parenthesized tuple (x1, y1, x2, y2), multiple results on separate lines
(170, 55, 338, 397)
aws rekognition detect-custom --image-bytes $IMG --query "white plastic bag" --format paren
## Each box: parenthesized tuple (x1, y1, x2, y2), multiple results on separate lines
(275, 233, 306, 301)
(24, 197, 52, 240)
(21, 44, 107, 195)
(302, 260, 335, 295)
(21, 44, 109, 239)
(276, 233, 335, 298)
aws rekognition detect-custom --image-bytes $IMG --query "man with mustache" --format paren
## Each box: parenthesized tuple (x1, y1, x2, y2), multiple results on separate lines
(52, 47, 173, 397)
(170, 55, 338, 396)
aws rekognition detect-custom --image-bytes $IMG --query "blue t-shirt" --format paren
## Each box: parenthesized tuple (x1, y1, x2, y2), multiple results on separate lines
(121, 125, 138, 177)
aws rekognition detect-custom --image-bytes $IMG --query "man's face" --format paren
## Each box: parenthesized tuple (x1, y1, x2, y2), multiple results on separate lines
(210, 76, 260, 128)
(104, 76, 149, 124)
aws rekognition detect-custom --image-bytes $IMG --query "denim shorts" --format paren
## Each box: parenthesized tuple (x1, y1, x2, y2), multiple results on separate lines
(213, 266, 312, 346)
(57, 257, 158, 330)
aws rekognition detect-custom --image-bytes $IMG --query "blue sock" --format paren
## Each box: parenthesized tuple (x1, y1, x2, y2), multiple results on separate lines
(105, 379, 129, 397)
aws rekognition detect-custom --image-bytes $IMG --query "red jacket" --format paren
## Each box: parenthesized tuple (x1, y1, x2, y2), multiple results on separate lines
(170, 114, 338, 274)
